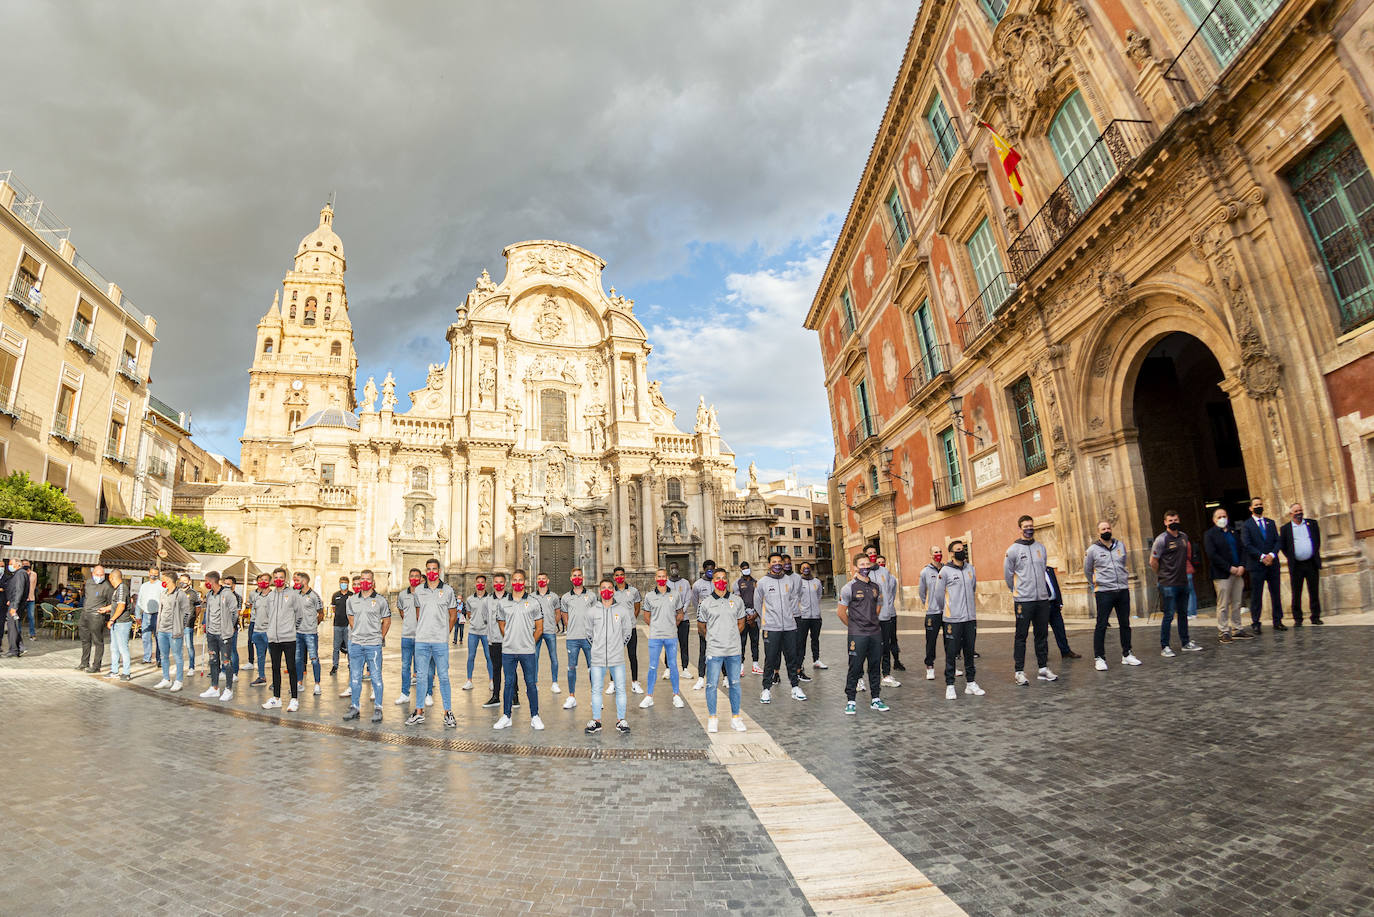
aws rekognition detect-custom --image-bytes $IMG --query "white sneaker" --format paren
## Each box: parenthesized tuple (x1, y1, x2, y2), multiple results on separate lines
(662, 669, 671, 681)
(493, 715, 512, 729)
(639, 696, 654, 709)
(199, 687, 219, 698)
(1095, 657, 1109, 671)
(731, 716, 747, 732)
(562, 696, 577, 709)
(926, 667, 935, 680)
(262, 697, 281, 709)
(1122, 654, 1142, 666)
(856, 679, 867, 692)
(313, 685, 321, 696)
(680, 666, 691, 678)
(531, 715, 545, 731)
(813, 660, 828, 670)
(672, 695, 684, 708)
(1182, 641, 1203, 652)
(1014, 671, 1029, 686)
(104, 670, 119, 678)
(286, 698, 299, 712)
(707, 716, 719, 733)
(964, 682, 985, 696)
(605, 682, 616, 695)
(956, 669, 964, 677)
(462, 680, 473, 690)
(1161, 647, 1177, 658)
(881, 675, 901, 687)
(631, 681, 644, 694)
(338, 688, 352, 697)
(1037, 667, 1058, 682)
(154, 679, 171, 689)
(751, 662, 762, 675)
(394, 694, 410, 705)
(424, 695, 433, 707)
(170, 681, 183, 692)
(220, 689, 233, 701)
(790, 686, 807, 701)
(945, 685, 957, 700)
(760, 689, 772, 704)
(551, 682, 561, 694)
(693, 677, 705, 691)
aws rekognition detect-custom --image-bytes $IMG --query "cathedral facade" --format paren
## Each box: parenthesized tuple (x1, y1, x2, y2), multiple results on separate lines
(176, 207, 773, 591)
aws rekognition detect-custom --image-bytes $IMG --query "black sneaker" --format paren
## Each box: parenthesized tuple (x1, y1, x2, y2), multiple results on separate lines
(893, 661, 906, 672)
(585, 720, 602, 734)
(482, 696, 500, 708)
(615, 720, 631, 734)
(371, 707, 383, 723)
(512, 696, 521, 707)
(798, 672, 812, 682)
(329, 666, 338, 675)
(443, 712, 457, 728)
(250, 677, 267, 686)
(119, 673, 131, 681)
(342, 707, 361, 721)
(405, 711, 425, 726)
(74, 664, 88, 671)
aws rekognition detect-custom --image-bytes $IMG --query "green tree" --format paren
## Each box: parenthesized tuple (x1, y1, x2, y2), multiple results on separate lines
(0, 471, 83, 523)
(107, 511, 230, 554)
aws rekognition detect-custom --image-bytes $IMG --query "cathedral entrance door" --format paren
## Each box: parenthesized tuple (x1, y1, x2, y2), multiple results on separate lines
(539, 535, 575, 594)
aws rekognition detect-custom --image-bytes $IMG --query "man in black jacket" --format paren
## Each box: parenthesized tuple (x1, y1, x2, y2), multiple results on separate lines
(1240, 497, 1284, 632)
(1203, 507, 1252, 643)
(2, 559, 25, 656)
(1044, 565, 1081, 661)
(1280, 502, 1323, 625)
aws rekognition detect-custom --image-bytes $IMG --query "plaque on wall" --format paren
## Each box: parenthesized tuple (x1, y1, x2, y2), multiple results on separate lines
(973, 451, 1002, 490)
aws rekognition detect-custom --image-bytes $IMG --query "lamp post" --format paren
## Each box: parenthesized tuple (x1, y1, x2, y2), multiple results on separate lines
(948, 393, 984, 446)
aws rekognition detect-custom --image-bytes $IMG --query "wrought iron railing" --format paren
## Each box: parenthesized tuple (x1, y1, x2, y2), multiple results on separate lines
(1163, 0, 1282, 84)
(884, 206, 913, 264)
(1338, 289, 1374, 334)
(933, 474, 965, 510)
(5, 274, 44, 318)
(67, 321, 99, 355)
(1006, 120, 1153, 278)
(50, 413, 81, 445)
(147, 456, 171, 480)
(926, 117, 963, 187)
(0, 385, 18, 420)
(104, 442, 129, 465)
(118, 354, 142, 384)
(953, 272, 1017, 349)
(904, 344, 950, 400)
(845, 416, 878, 454)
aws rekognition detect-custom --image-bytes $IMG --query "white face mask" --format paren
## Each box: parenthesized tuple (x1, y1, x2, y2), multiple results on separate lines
(1216, 517, 1228, 528)
(92, 574, 105, 583)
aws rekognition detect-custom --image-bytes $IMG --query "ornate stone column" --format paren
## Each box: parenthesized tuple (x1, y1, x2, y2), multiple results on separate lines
(464, 468, 477, 569)
(639, 474, 655, 570)
(617, 476, 632, 563)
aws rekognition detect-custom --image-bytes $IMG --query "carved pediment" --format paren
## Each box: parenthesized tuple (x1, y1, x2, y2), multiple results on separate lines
(972, 11, 1074, 133)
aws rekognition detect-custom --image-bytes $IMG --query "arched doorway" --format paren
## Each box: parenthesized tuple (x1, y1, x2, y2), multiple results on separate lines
(1132, 332, 1251, 604)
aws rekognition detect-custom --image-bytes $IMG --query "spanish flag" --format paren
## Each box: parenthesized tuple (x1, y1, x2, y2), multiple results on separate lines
(981, 122, 1024, 205)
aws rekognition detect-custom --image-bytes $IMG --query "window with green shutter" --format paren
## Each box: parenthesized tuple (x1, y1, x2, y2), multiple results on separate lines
(927, 96, 959, 168)
(1048, 91, 1114, 211)
(966, 219, 1011, 314)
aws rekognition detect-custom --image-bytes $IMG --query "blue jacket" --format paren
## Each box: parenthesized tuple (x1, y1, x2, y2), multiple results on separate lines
(1240, 515, 1280, 566)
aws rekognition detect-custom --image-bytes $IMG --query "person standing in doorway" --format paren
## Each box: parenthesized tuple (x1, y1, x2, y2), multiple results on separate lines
(667, 562, 694, 680)
(464, 575, 492, 692)
(1084, 521, 1142, 668)
(918, 547, 946, 681)
(755, 552, 804, 704)
(837, 552, 887, 715)
(585, 576, 635, 735)
(1150, 511, 1204, 656)
(246, 574, 272, 686)
(697, 568, 748, 733)
(874, 554, 904, 679)
(76, 564, 115, 673)
(102, 569, 131, 676)
(293, 571, 324, 697)
(735, 562, 762, 675)
(532, 572, 562, 696)
(136, 566, 163, 668)
(154, 571, 189, 691)
(797, 561, 825, 672)
(1004, 516, 1057, 685)
(1280, 502, 1323, 626)
(1204, 507, 1251, 643)
(342, 570, 390, 723)
(493, 569, 543, 731)
(930, 540, 983, 700)
(1241, 497, 1285, 632)
(199, 571, 238, 701)
(609, 566, 643, 695)
(406, 558, 459, 729)
(259, 567, 303, 711)
(560, 567, 595, 710)
(329, 576, 351, 676)
(640, 567, 685, 710)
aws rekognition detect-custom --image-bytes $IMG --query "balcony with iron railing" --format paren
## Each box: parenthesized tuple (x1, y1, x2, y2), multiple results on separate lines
(953, 272, 1018, 349)
(117, 353, 142, 385)
(67, 319, 99, 356)
(0, 384, 19, 421)
(104, 439, 129, 465)
(147, 455, 170, 480)
(50, 412, 81, 446)
(932, 474, 966, 511)
(884, 206, 913, 265)
(5, 273, 44, 319)
(925, 117, 964, 189)
(1006, 120, 1154, 278)
(845, 415, 879, 454)
(1163, 0, 1283, 88)
(904, 344, 951, 402)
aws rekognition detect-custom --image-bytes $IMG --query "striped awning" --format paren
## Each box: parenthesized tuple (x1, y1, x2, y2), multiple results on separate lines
(2, 520, 195, 571)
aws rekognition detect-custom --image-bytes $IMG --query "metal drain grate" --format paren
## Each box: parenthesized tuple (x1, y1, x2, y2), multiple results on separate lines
(117, 680, 708, 760)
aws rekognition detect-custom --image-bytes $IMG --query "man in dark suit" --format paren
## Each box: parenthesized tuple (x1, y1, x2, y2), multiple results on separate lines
(1240, 497, 1284, 632)
(2, 558, 25, 657)
(1280, 501, 1323, 626)
(1044, 565, 1082, 660)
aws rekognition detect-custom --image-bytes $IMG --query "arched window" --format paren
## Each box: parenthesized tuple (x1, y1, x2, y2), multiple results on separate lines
(289, 304, 297, 320)
(667, 477, 682, 502)
(291, 291, 297, 301)
(411, 466, 430, 491)
(540, 389, 568, 442)
(303, 296, 317, 326)
(869, 465, 880, 493)
(326, 292, 332, 302)
(287, 410, 301, 431)
(330, 340, 342, 357)
(1048, 90, 1114, 211)
(323, 306, 331, 321)
(263, 338, 273, 354)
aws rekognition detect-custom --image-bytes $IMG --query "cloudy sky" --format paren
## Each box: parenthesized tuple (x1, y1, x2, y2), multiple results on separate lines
(7, 1, 913, 486)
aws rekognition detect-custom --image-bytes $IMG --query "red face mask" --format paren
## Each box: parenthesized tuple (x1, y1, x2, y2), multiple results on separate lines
(272, 578, 285, 588)
(293, 581, 304, 590)
(257, 581, 269, 591)
(426, 570, 439, 582)
(512, 582, 525, 593)
(537, 579, 548, 589)
(877, 560, 886, 567)
(494, 582, 505, 593)
(571, 576, 583, 587)
(932, 554, 942, 562)
(655, 577, 667, 587)
(713, 579, 728, 592)
(614, 574, 625, 584)
(352, 584, 362, 593)
(361, 579, 374, 590)
(409, 576, 421, 587)
(475, 583, 486, 593)
(599, 588, 614, 601)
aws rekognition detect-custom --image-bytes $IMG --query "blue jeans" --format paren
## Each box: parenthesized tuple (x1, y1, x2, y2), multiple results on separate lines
(535, 632, 559, 685)
(24, 600, 35, 638)
(566, 638, 591, 694)
(1187, 572, 1198, 616)
(502, 652, 539, 718)
(452, 617, 464, 644)
(414, 642, 452, 711)
(251, 629, 269, 679)
(349, 643, 383, 709)
(466, 633, 491, 681)
(110, 621, 133, 675)
(332, 625, 349, 668)
(398, 636, 434, 700)
(1159, 585, 1191, 648)
(295, 633, 321, 684)
(207, 632, 236, 689)
(157, 632, 184, 683)
(705, 655, 742, 717)
(590, 664, 626, 722)
(647, 637, 680, 695)
(141, 613, 160, 663)
(183, 627, 196, 669)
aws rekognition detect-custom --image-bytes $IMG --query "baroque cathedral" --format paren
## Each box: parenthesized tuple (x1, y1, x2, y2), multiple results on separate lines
(177, 205, 773, 592)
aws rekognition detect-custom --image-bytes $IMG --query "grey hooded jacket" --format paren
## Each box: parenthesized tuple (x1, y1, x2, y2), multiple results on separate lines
(1003, 539, 1051, 602)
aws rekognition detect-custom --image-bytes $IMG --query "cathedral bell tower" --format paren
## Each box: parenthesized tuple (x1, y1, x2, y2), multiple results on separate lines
(241, 202, 358, 482)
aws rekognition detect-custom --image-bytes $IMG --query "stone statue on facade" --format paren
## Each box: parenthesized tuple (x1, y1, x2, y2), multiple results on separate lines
(413, 504, 426, 537)
(648, 380, 669, 411)
(478, 359, 496, 408)
(380, 372, 398, 410)
(535, 295, 565, 342)
(695, 396, 709, 433)
(361, 377, 378, 412)
(620, 373, 636, 413)
(707, 404, 720, 435)
(748, 461, 758, 486)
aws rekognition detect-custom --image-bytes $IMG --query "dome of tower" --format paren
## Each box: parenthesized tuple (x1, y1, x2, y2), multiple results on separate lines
(296, 203, 346, 269)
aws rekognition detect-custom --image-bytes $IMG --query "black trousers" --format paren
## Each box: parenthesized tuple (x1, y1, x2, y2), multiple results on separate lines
(1093, 589, 1132, 658)
(845, 633, 882, 700)
(1013, 600, 1051, 671)
(79, 610, 108, 670)
(268, 640, 298, 699)
(880, 617, 901, 675)
(1248, 562, 1284, 625)
(763, 629, 800, 688)
(677, 619, 691, 667)
(627, 628, 639, 682)
(1289, 559, 1322, 622)
(798, 617, 822, 661)
(944, 620, 976, 686)
(740, 618, 760, 662)
(923, 613, 945, 667)
(1048, 605, 1073, 654)
(3, 613, 22, 656)
(489, 641, 513, 701)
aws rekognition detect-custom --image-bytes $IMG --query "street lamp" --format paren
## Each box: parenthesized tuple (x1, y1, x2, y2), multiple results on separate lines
(837, 481, 861, 511)
(881, 446, 911, 486)
(947, 393, 984, 446)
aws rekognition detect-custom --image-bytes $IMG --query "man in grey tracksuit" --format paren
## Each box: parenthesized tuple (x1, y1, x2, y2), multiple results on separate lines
(873, 556, 904, 679)
(258, 569, 304, 709)
(755, 554, 803, 703)
(200, 572, 239, 700)
(1004, 515, 1056, 684)
(1084, 521, 1140, 669)
(796, 563, 824, 671)
(917, 548, 946, 680)
(930, 540, 983, 698)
